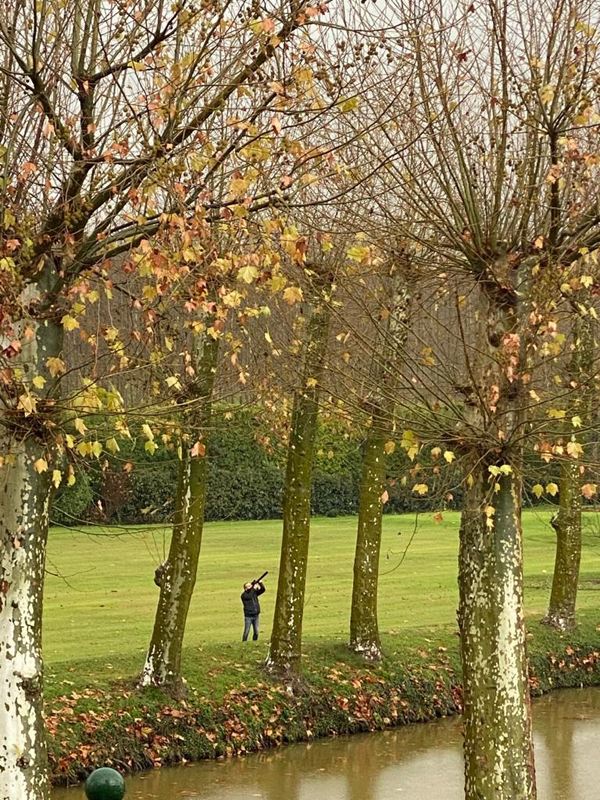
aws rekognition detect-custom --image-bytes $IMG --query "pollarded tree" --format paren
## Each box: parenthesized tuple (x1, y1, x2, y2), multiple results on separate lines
(0, 1, 331, 795)
(358, 1, 600, 796)
(267, 249, 336, 674)
(138, 215, 288, 691)
(138, 237, 223, 692)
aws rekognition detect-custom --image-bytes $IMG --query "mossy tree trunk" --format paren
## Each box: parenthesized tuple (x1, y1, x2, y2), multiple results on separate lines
(544, 312, 593, 631)
(267, 287, 332, 675)
(459, 465, 535, 800)
(457, 260, 536, 800)
(140, 318, 219, 693)
(350, 274, 411, 660)
(350, 430, 388, 659)
(0, 262, 63, 800)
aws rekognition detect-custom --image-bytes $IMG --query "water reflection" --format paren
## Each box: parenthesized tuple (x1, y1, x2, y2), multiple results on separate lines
(52, 688, 600, 800)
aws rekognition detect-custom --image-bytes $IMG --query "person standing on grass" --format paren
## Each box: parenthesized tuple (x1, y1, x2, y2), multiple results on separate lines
(241, 579, 266, 641)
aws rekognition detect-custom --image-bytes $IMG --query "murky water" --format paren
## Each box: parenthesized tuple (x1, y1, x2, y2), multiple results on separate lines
(52, 688, 600, 799)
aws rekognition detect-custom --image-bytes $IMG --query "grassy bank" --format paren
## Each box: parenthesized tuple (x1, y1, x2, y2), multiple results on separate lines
(46, 618, 600, 786)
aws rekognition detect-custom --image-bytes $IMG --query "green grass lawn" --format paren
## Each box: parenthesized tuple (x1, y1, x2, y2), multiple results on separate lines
(44, 509, 600, 668)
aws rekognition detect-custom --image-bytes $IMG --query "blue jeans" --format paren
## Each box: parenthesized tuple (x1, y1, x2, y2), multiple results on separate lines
(243, 615, 259, 641)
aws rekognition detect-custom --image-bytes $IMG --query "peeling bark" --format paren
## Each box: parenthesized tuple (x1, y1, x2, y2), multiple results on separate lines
(350, 272, 412, 660)
(456, 259, 537, 799)
(139, 319, 219, 693)
(0, 265, 63, 800)
(458, 467, 536, 800)
(267, 293, 331, 674)
(0, 438, 53, 800)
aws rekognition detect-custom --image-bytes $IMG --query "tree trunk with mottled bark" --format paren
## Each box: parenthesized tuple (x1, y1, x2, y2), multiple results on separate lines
(350, 429, 387, 659)
(350, 273, 411, 660)
(0, 265, 63, 800)
(267, 293, 331, 674)
(543, 312, 592, 631)
(139, 321, 219, 693)
(458, 466, 536, 800)
(543, 462, 582, 631)
(457, 261, 537, 799)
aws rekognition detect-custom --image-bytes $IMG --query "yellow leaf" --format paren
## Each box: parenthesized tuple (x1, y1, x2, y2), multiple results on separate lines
(443, 450, 455, 463)
(61, 314, 80, 331)
(337, 95, 359, 113)
(52, 469, 62, 489)
(540, 83, 555, 104)
(581, 275, 594, 288)
(306, 377, 317, 388)
(91, 440, 103, 458)
(413, 483, 429, 495)
(237, 265, 259, 284)
(32, 375, 46, 389)
(142, 423, 154, 440)
(34, 458, 48, 473)
(145, 440, 157, 455)
(347, 245, 370, 262)
(74, 418, 87, 435)
(47, 357, 66, 377)
(18, 393, 37, 417)
(106, 438, 120, 454)
(546, 482, 559, 496)
(571, 415, 582, 428)
(166, 376, 181, 389)
(283, 286, 303, 305)
(547, 408, 566, 419)
(532, 484, 544, 498)
(566, 440, 583, 458)
(384, 441, 396, 455)
(65, 434, 75, 448)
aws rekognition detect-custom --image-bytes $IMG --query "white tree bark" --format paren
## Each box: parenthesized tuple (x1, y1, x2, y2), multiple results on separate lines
(0, 436, 52, 800)
(1, 267, 62, 800)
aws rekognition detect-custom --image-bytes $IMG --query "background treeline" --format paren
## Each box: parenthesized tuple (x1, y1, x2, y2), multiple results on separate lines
(52, 406, 576, 527)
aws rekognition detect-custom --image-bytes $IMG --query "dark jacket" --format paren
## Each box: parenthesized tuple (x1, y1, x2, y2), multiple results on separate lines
(241, 583, 265, 616)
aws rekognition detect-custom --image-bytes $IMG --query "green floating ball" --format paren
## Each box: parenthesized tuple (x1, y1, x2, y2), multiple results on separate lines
(85, 767, 125, 800)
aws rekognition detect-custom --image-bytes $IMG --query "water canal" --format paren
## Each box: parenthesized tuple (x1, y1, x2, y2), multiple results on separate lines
(52, 687, 600, 799)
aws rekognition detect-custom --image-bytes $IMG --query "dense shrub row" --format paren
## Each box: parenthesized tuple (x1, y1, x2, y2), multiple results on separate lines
(51, 407, 561, 527)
